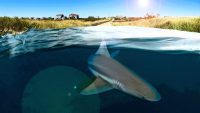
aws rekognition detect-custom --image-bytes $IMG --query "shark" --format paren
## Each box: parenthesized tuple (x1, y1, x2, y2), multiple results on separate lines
(81, 40, 161, 102)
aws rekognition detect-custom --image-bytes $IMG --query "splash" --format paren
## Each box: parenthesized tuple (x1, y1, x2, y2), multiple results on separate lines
(1, 26, 200, 57)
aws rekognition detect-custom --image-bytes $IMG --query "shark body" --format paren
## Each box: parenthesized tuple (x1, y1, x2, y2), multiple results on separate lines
(81, 41, 161, 101)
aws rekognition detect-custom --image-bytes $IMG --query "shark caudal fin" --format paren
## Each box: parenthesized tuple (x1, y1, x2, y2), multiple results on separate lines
(81, 77, 113, 95)
(96, 40, 111, 57)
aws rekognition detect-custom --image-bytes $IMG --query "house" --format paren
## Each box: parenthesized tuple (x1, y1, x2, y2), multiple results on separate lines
(55, 14, 65, 20)
(69, 13, 79, 19)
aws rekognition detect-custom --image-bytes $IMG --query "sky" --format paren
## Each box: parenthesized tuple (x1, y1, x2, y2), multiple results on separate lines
(0, 0, 200, 18)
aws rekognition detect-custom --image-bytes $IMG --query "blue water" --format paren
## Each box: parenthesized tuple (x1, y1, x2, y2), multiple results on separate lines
(0, 26, 200, 113)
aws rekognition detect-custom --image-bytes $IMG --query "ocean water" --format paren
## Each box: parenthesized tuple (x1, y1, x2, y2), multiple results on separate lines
(0, 26, 200, 113)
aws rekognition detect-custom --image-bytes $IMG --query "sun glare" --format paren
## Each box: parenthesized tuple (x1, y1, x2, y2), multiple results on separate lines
(138, 0, 150, 8)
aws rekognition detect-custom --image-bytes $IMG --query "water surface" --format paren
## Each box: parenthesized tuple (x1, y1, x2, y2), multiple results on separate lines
(0, 26, 200, 113)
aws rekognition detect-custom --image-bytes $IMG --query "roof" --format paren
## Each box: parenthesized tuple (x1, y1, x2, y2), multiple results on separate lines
(56, 14, 64, 16)
(69, 14, 79, 16)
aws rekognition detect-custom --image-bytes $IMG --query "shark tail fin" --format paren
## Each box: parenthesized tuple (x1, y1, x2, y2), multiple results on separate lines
(96, 40, 111, 57)
(81, 77, 113, 95)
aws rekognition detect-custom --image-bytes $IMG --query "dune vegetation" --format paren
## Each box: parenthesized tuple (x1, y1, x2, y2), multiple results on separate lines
(0, 17, 30, 35)
(112, 17, 200, 33)
(1, 16, 200, 36)
(26, 19, 108, 29)
(0, 17, 109, 36)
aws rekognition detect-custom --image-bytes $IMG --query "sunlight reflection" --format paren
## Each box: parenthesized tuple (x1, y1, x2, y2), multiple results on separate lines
(138, 0, 150, 8)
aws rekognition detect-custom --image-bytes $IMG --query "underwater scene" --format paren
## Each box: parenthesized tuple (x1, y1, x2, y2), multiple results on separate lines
(1, 26, 200, 113)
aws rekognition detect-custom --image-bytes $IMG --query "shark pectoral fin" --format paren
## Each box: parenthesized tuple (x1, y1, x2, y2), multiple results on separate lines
(81, 77, 113, 95)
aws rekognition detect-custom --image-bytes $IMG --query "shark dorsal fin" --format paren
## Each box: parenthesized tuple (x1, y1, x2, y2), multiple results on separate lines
(96, 40, 111, 57)
(81, 77, 113, 95)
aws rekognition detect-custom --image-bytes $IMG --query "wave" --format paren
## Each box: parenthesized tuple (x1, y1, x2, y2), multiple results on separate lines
(1, 26, 200, 57)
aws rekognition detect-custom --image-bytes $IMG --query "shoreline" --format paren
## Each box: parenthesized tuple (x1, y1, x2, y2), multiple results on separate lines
(112, 17, 200, 33)
(0, 19, 110, 36)
(1, 17, 200, 37)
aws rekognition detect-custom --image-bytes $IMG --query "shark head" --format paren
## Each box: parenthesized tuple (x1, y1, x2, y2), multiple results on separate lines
(81, 40, 161, 102)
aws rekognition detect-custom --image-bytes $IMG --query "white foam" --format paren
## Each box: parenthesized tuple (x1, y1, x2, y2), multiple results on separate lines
(77, 26, 200, 52)
(78, 26, 200, 40)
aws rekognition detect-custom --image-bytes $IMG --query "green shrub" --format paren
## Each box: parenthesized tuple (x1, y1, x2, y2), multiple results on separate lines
(84, 16, 102, 21)
(0, 17, 41, 35)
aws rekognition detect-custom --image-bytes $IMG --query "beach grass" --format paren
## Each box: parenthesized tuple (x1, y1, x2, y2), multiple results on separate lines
(0, 17, 109, 36)
(1, 17, 200, 36)
(26, 19, 109, 29)
(112, 17, 200, 33)
(0, 17, 30, 35)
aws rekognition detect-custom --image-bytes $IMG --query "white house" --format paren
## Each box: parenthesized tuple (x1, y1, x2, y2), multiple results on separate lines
(55, 14, 65, 20)
(69, 14, 79, 19)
